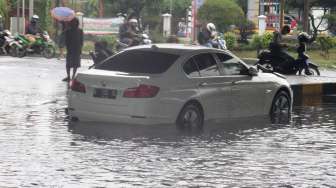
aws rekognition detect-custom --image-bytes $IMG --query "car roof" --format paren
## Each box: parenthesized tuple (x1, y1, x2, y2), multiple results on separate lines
(122, 43, 225, 55)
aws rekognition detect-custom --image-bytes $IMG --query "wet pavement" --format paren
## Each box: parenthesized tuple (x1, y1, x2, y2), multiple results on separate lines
(0, 56, 336, 187)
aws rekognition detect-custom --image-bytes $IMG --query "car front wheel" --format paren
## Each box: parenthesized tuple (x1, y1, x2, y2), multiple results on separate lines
(270, 91, 291, 124)
(176, 103, 204, 130)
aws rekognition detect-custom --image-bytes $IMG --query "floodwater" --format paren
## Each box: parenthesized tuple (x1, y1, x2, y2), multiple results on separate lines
(0, 57, 336, 187)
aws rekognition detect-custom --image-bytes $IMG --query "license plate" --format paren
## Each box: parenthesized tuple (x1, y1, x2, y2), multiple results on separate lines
(93, 88, 117, 99)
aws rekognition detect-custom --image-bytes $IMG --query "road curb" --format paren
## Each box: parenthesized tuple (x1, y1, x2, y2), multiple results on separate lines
(291, 83, 336, 105)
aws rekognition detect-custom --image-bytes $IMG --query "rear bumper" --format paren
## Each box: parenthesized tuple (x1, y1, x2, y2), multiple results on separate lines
(68, 96, 176, 125)
(69, 109, 173, 125)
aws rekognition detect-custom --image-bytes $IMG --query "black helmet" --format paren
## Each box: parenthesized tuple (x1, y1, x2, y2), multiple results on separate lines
(297, 32, 310, 43)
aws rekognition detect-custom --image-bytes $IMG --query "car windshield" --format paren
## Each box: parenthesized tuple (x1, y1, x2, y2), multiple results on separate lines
(96, 50, 180, 74)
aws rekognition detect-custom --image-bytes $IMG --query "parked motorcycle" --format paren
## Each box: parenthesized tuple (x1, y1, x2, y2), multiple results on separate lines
(12, 31, 56, 58)
(116, 33, 152, 51)
(256, 50, 320, 76)
(0, 30, 12, 55)
(0, 30, 25, 57)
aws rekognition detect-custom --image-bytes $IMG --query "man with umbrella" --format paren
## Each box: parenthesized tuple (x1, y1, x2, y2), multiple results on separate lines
(63, 17, 83, 82)
(51, 7, 82, 82)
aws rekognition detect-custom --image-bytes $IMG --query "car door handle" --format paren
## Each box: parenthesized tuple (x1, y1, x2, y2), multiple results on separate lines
(232, 80, 247, 85)
(199, 82, 232, 87)
(198, 82, 208, 87)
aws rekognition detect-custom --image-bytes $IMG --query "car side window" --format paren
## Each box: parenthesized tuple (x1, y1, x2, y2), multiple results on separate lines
(216, 53, 248, 75)
(192, 53, 220, 77)
(183, 58, 201, 77)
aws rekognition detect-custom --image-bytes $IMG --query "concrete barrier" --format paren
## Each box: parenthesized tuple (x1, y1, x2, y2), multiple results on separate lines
(291, 82, 336, 106)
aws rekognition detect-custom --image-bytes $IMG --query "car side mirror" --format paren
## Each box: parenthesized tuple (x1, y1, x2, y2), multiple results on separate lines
(248, 66, 258, 76)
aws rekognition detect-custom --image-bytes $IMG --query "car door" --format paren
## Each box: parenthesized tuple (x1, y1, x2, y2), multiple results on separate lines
(215, 52, 267, 118)
(184, 53, 232, 120)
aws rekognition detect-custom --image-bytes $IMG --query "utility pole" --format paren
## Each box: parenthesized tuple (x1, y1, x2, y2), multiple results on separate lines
(29, 0, 34, 19)
(280, 0, 285, 29)
(16, 0, 20, 33)
(170, 0, 173, 15)
(303, 0, 310, 32)
(22, 0, 25, 34)
(99, 0, 104, 18)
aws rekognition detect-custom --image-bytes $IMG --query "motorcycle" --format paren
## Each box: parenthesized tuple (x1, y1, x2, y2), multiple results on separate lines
(256, 50, 320, 76)
(89, 41, 114, 65)
(0, 30, 13, 55)
(12, 31, 56, 58)
(116, 33, 152, 51)
(0, 30, 24, 57)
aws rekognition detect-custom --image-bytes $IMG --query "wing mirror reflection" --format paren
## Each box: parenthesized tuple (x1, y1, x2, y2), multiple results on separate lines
(248, 66, 258, 76)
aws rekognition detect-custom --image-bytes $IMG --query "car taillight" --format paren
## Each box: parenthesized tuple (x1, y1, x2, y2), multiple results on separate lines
(70, 79, 86, 93)
(123, 84, 160, 98)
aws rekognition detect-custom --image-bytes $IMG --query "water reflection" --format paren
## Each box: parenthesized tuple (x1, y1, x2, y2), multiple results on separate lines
(68, 116, 279, 141)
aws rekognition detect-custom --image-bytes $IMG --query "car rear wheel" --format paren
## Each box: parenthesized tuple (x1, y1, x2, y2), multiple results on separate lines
(270, 91, 291, 124)
(176, 103, 204, 130)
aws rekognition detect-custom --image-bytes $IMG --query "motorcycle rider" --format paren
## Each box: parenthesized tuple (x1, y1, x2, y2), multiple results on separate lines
(27, 15, 42, 35)
(118, 18, 140, 46)
(297, 32, 316, 75)
(197, 23, 217, 47)
(90, 40, 113, 64)
(26, 15, 42, 47)
(268, 25, 292, 65)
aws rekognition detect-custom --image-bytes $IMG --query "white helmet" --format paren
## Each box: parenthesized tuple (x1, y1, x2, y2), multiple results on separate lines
(32, 15, 39, 20)
(129, 19, 138, 24)
(206, 23, 216, 32)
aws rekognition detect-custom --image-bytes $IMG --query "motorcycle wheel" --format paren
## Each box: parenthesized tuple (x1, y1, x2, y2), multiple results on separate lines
(43, 45, 56, 59)
(307, 64, 320, 76)
(10, 46, 26, 58)
(9, 46, 17, 57)
(16, 47, 26, 58)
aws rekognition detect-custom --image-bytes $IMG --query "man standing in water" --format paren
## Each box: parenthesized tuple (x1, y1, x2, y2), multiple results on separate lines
(63, 18, 83, 82)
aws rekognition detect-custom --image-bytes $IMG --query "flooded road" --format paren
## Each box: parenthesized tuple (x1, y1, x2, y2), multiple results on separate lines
(0, 57, 335, 187)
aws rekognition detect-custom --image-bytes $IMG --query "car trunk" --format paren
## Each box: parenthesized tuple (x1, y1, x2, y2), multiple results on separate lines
(75, 69, 153, 105)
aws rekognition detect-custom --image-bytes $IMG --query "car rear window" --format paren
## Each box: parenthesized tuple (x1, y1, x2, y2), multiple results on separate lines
(96, 50, 180, 74)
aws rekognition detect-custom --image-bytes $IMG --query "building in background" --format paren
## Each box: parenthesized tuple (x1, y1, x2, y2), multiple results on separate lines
(248, 0, 281, 30)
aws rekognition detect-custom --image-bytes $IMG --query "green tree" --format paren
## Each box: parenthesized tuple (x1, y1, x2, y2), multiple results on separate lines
(287, 0, 336, 34)
(161, 0, 191, 33)
(0, 0, 8, 18)
(0, 0, 10, 28)
(35, 1, 53, 33)
(85, 0, 100, 17)
(308, 0, 336, 35)
(235, 0, 248, 15)
(197, 0, 244, 32)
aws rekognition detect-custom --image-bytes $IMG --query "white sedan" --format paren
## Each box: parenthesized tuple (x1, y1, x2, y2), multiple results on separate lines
(68, 44, 292, 129)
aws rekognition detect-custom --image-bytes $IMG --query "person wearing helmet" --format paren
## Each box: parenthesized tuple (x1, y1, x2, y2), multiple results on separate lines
(27, 15, 41, 35)
(26, 15, 42, 47)
(268, 25, 293, 65)
(118, 17, 140, 46)
(297, 32, 316, 75)
(197, 23, 217, 47)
